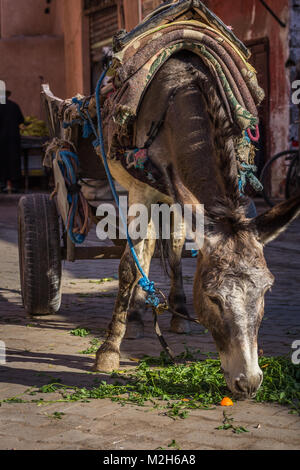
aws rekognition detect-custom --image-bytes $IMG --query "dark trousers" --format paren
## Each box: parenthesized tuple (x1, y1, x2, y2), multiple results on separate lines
(0, 137, 22, 186)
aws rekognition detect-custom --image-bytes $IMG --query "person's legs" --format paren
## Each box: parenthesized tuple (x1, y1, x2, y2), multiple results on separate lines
(6, 139, 22, 192)
(0, 139, 9, 191)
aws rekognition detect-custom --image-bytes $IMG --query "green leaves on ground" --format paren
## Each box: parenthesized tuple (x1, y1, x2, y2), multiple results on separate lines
(70, 327, 90, 337)
(255, 356, 300, 410)
(216, 411, 249, 434)
(79, 338, 102, 355)
(1, 352, 299, 420)
(88, 277, 117, 284)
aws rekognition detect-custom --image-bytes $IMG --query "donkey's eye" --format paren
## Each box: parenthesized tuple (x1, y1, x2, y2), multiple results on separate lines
(208, 295, 224, 310)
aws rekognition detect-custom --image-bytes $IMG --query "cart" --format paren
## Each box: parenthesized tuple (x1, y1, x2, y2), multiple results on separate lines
(18, 85, 128, 316)
(17, 84, 194, 316)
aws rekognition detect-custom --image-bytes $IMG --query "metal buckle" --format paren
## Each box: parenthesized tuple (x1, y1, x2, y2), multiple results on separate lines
(155, 302, 169, 316)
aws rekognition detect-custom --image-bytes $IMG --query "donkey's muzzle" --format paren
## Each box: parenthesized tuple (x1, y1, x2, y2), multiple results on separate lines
(234, 372, 263, 398)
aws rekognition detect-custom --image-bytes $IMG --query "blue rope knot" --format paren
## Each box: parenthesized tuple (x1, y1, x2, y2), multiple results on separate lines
(70, 97, 97, 139)
(72, 97, 83, 106)
(138, 278, 155, 294)
(138, 278, 160, 307)
(146, 294, 161, 308)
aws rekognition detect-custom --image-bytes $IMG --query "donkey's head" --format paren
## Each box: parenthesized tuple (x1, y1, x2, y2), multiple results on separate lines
(194, 195, 300, 398)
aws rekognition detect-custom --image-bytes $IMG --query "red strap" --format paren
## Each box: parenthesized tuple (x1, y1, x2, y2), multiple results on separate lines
(247, 125, 260, 142)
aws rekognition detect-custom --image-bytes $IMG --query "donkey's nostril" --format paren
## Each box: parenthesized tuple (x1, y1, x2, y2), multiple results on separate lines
(235, 378, 247, 394)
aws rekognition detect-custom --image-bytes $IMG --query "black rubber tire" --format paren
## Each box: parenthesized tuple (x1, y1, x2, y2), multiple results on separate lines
(286, 155, 300, 200)
(18, 194, 62, 315)
(260, 150, 298, 207)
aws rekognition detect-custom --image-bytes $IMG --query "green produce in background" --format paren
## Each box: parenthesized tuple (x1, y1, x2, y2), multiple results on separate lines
(20, 116, 49, 137)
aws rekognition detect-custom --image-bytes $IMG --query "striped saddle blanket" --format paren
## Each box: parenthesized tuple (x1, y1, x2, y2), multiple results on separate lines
(101, 0, 264, 172)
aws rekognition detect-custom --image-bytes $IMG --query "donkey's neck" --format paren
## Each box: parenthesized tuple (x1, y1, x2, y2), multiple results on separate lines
(167, 86, 233, 209)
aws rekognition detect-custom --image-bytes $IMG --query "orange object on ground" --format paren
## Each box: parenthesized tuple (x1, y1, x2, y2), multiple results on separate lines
(220, 397, 234, 406)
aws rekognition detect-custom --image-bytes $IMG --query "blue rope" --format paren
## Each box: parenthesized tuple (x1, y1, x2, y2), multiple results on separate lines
(57, 150, 85, 245)
(71, 97, 95, 139)
(93, 68, 160, 306)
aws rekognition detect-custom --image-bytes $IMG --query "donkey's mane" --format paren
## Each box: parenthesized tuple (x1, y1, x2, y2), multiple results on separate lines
(159, 53, 250, 235)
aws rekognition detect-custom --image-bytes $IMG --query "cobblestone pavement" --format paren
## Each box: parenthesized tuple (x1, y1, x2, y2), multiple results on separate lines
(0, 195, 299, 450)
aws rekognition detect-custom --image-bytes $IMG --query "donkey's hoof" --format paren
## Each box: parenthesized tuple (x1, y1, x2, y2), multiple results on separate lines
(92, 351, 120, 373)
(125, 321, 144, 339)
(170, 317, 191, 334)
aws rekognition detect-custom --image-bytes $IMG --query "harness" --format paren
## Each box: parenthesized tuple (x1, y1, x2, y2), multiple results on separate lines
(150, 289, 202, 364)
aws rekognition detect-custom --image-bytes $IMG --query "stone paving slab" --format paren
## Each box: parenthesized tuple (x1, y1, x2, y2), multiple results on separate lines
(0, 197, 299, 450)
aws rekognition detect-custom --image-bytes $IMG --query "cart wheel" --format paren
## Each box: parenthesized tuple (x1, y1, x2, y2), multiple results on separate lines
(286, 155, 300, 200)
(18, 194, 62, 315)
(260, 150, 298, 207)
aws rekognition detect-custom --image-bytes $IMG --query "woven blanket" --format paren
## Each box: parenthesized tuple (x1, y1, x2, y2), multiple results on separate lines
(102, 10, 264, 168)
(113, 0, 250, 59)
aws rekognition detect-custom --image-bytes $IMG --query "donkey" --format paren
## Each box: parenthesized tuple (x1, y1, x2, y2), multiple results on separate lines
(93, 51, 300, 398)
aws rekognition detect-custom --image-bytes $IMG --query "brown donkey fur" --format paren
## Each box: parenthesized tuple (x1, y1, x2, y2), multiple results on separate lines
(94, 52, 300, 397)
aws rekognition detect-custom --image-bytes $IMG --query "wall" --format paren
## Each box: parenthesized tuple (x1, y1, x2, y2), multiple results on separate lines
(123, 0, 140, 30)
(0, 0, 66, 118)
(122, 0, 162, 29)
(141, 0, 161, 18)
(289, 0, 300, 142)
(63, 0, 90, 97)
(0, 36, 65, 119)
(1, 0, 57, 37)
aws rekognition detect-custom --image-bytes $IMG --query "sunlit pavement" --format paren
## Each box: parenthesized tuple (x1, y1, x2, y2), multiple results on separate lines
(0, 195, 299, 450)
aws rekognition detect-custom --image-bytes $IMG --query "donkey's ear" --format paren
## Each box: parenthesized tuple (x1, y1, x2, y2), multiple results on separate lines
(251, 195, 300, 245)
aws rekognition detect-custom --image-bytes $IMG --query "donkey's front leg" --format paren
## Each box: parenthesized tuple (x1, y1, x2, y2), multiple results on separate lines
(168, 222, 191, 334)
(125, 229, 156, 339)
(125, 285, 147, 339)
(93, 243, 141, 372)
